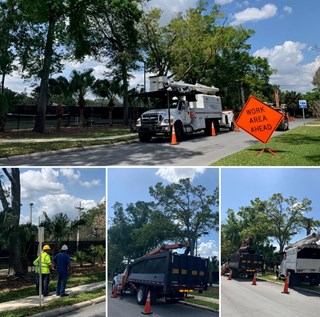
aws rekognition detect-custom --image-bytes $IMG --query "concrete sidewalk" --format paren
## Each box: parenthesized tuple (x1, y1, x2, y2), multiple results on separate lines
(0, 133, 137, 144)
(0, 281, 105, 313)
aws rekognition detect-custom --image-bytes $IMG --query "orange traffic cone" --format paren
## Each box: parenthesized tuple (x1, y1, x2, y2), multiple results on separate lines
(141, 290, 153, 315)
(211, 122, 216, 136)
(282, 275, 290, 294)
(252, 273, 257, 285)
(235, 122, 239, 132)
(111, 284, 118, 298)
(170, 125, 178, 145)
(228, 271, 232, 280)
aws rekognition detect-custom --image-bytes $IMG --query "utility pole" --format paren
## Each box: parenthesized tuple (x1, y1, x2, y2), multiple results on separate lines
(75, 202, 84, 252)
(29, 203, 34, 224)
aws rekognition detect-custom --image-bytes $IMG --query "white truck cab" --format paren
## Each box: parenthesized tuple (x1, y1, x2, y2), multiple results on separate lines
(134, 76, 223, 142)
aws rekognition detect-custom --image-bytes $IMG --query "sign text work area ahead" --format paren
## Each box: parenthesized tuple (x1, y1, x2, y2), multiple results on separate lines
(236, 96, 284, 144)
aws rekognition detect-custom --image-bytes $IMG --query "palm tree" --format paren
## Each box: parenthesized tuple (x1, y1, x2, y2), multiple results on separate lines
(49, 76, 73, 104)
(41, 212, 71, 250)
(70, 69, 95, 127)
(92, 78, 122, 125)
(283, 90, 302, 117)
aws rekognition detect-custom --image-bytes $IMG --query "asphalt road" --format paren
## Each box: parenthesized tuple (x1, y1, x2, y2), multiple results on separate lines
(0, 118, 310, 166)
(58, 301, 106, 317)
(221, 276, 320, 317)
(108, 292, 217, 317)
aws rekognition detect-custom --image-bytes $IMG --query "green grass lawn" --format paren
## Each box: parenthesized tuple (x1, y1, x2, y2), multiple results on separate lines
(212, 126, 320, 166)
(0, 288, 105, 317)
(191, 286, 219, 299)
(184, 298, 219, 311)
(0, 135, 138, 158)
(0, 271, 105, 303)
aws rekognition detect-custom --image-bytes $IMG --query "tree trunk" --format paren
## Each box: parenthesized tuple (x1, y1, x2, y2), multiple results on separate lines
(122, 64, 129, 125)
(1, 73, 5, 94)
(33, 18, 56, 133)
(3, 168, 23, 275)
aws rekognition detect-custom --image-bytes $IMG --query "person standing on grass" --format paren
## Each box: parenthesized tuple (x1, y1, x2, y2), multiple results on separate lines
(53, 244, 71, 297)
(33, 244, 52, 296)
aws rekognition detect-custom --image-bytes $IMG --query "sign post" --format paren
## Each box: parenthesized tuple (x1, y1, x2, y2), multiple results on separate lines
(38, 226, 44, 306)
(236, 96, 284, 158)
(299, 100, 307, 126)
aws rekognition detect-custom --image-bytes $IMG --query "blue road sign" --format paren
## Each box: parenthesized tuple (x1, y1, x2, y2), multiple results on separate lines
(299, 100, 307, 108)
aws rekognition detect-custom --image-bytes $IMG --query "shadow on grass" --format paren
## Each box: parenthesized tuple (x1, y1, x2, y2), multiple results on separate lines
(275, 133, 320, 145)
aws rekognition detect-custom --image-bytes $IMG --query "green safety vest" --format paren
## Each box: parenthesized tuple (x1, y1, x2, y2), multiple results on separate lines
(33, 252, 51, 274)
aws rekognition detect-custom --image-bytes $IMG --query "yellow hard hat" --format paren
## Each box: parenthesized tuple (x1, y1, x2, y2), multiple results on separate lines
(43, 244, 51, 251)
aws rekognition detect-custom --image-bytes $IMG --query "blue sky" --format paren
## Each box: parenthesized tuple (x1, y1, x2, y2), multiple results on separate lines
(221, 168, 320, 246)
(0, 168, 106, 224)
(214, 0, 320, 92)
(107, 167, 219, 258)
(6, 0, 320, 96)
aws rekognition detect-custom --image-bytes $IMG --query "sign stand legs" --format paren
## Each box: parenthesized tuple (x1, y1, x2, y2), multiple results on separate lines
(256, 144, 280, 158)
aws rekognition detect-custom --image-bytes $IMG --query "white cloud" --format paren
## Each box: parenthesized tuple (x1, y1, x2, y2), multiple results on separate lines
(156, 168, 206, 183)
(197, 240, 218, 258)
(283, 6, 293, 15)
(215, 0, 233, 5)
(254, 41, 320, 92)
(21, 168, 65, 200)
(79, 179, 101, 188)
(231, 3, 277, 25)
(147, 0, 198, 25)
(31, 194, 97, 224)
(60, 168, 81, 182)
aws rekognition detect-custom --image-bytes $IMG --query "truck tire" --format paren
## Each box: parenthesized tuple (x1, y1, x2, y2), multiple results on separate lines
(214, 120, 220, 133)
(310, 274, 320, 286)
(174, 122, 184, 142)
(204, 119, 212, 136)
(288, 271, 300, 286)
(232, 269, 239, 278)
(139, 133, 152, 142)
(136, 286, 147, 305)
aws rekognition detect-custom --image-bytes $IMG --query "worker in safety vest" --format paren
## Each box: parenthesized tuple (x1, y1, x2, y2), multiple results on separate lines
(33, 244, 52, 296)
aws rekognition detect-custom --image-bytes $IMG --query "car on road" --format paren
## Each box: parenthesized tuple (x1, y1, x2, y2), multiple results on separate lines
(273, 107, 289, 131)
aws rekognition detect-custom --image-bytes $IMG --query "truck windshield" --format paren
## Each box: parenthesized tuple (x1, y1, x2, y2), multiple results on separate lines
(297, 248, 320, 259)
(148, 98, 181, 110)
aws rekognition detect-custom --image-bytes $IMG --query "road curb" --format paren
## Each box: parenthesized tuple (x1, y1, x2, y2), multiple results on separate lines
(178, 299, 219, 313)
(30, 295, 105, 317)
(257, 277, 320, 296)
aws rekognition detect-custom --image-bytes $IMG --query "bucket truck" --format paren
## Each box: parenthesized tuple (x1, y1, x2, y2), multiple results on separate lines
(279, 231, 320, 286)
(132, 76, 223, 142)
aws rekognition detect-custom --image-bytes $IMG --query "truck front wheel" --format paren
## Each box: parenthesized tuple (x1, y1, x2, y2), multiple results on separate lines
(174, 122, 184, 142)
(136, 286, 147, 305)
(139, 132, 152, 142)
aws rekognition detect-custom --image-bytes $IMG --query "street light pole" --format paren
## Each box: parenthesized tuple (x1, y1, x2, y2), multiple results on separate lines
(75, 202, 84, 252)
(29, 203, 34, 224)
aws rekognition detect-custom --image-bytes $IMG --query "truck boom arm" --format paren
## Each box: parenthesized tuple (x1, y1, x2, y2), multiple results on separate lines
(144, 242, 189, 257)
(286, 231, 320, 249)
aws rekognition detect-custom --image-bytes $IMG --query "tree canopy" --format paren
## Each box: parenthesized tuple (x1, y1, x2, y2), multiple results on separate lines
(108, 178, 218, 273)
(221, 193, 314, 264)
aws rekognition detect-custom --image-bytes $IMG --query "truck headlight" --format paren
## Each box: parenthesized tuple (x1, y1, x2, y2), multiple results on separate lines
(163, 118, 174, 124)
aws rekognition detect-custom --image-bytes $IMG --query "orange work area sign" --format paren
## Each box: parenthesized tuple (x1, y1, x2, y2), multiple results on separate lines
(236, 96, 284, 144)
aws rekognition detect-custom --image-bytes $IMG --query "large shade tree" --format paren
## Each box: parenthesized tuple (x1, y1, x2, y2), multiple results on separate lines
(222, 193, 313, 264)
(0, 168, 23, 276)
(149, 178, 219, 256)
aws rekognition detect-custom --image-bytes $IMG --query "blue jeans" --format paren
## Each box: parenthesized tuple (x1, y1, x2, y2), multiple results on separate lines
(56, 272, 68, 295)
(35, 273, 50, 295)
